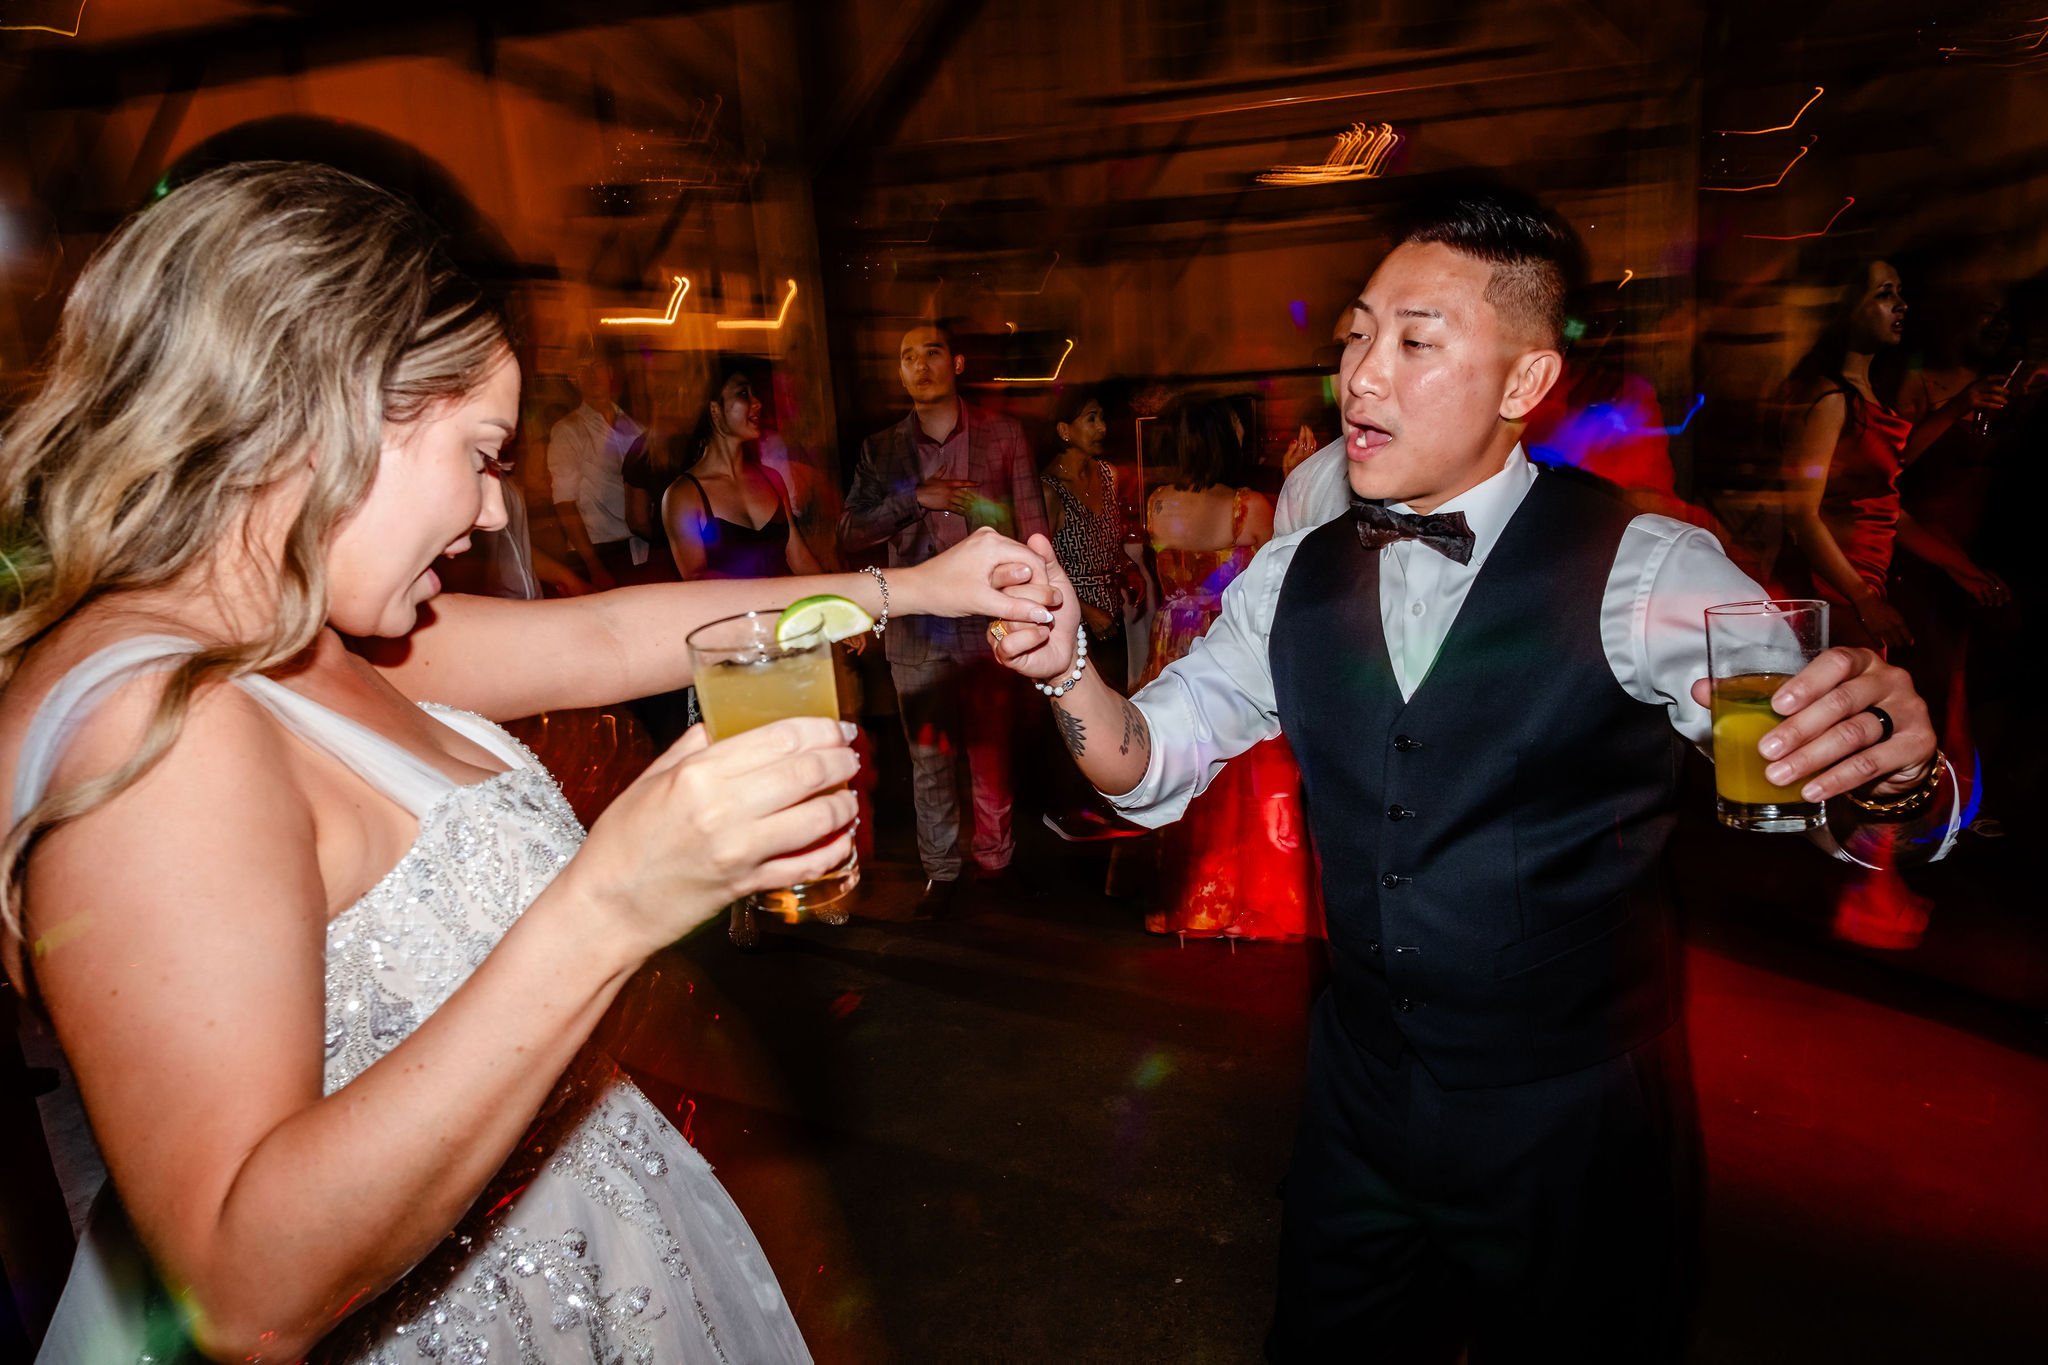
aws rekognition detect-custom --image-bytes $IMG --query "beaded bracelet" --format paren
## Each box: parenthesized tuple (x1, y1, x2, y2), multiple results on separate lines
(1036, 624, 1089, 699)
(858, 564, 889, 636)
(1842, 751, 1945, 820)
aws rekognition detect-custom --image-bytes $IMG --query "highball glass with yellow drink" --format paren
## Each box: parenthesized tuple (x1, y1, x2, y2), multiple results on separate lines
(687, 611, 858, 921)
(1704, 600, 1828, 832)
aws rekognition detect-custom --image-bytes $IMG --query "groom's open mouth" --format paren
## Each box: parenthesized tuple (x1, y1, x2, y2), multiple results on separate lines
(1347, 419, 1394, 459)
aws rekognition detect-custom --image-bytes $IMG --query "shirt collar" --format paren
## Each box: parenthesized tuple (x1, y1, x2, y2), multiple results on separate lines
(1388, 444, 1535, 568)
(912, 401, 968, 447)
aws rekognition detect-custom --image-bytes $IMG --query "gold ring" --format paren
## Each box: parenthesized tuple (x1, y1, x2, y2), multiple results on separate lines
(987, 620, 1010, 643)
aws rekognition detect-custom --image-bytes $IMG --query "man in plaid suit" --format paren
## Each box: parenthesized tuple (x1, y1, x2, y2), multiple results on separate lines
(841, 322, 1051, 913)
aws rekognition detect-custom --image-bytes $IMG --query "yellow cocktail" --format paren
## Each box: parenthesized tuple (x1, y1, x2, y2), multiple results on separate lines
(687, 611, 858, 921)
(1704, 601, 1827, 832)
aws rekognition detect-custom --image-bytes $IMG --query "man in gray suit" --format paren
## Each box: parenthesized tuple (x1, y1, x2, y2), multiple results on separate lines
(841, 322, 1051, 913)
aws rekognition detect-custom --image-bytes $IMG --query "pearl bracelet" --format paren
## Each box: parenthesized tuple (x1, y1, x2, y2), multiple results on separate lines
(1036, 624, 1089, 698)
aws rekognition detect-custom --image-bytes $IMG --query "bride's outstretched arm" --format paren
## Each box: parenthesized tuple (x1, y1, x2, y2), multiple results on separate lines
(362, 527, 1059, 721)
(26, 678, 856, 1361)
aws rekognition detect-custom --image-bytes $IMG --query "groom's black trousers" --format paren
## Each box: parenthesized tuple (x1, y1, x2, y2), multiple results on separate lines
(1266, 992, 1701, 1363)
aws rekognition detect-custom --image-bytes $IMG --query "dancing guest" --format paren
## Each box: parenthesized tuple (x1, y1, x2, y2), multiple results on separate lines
(546, 343, 646, 591)
(1126, 397, 1314, 938)
(1778, 259, 2008, 650)
(662, 360, 823, 584)
(839, 322, 1049, 915)
(987, 184, 1958, 1360)
(0, 163, 1053, 1364)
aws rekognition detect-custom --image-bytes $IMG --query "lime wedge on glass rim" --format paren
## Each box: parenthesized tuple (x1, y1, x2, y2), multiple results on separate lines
(775, 594, 875, 646)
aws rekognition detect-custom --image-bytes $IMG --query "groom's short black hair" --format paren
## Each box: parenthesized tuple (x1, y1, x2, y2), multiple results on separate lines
(1393, 181, 1584, 350)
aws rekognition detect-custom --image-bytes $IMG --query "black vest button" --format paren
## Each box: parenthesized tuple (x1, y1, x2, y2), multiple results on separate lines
(1380, 873, 1410, 889)
(1395, 997, 1417, 1012)
(1366, 939, 1382, 954)
(1386, 803, 1413, 821)
(1393, 735, 1422, 751)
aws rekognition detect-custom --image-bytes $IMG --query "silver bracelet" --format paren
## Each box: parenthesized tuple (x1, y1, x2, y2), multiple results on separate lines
(1036, 624, 1089, 698)
(858, 564, 889, 636)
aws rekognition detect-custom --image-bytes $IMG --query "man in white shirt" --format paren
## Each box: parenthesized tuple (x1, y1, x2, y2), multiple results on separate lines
(990, 185, 1954, 1360)
(546, 352, 646, 591)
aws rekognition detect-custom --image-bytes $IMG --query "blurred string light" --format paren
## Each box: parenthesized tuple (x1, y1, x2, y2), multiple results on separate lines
(1617, 269, 1635, 289)
(1937, 16, 2048, 64)
(1714, 86, 1825, 136)
(994, 251, 1061, 296)
(993, 338, 1075, 384)
(1258, 122, 1400, 186)
(599, 274, 689, 327)
(1743, 195, 1857, 241)
(1702, 135, 1815, 192)
(716, 278, 797, 331)
(1, 1, 88, 35)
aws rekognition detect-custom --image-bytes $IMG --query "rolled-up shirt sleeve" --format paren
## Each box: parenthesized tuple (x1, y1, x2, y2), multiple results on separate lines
(1104, 530, 1307, 827)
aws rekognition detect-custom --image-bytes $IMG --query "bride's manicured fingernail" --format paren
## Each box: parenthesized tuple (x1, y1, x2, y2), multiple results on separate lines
(840, 722, 860, 741)
(1036, 609, 1054, 624)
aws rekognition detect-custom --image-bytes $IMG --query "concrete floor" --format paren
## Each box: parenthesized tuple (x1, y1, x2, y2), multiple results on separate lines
(605, 811, 2048, 1363)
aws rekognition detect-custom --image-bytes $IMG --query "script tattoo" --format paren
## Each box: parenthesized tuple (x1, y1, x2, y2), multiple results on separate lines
(1056, 706, 1087, 758)
(1118, 700, 1150, 758)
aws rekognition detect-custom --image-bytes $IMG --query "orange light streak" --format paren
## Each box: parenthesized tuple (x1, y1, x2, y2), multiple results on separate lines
(1743, 195, 1857, 241)
(2, 1, 88, 35)
(1617, 269, 1635, 289)
(1939, 19, 2048, 58)
(1259, 122, 1400, 186)
(992, 337, 1075, 384)
(716, 278, 797, 330)
(1716, 86, 1824, 135)
(1702, 136, 1815, 193)
(598, 274, 689, 327)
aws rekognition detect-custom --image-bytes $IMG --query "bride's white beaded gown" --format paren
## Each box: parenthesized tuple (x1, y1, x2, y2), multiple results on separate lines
(17, 636, 812, 1365)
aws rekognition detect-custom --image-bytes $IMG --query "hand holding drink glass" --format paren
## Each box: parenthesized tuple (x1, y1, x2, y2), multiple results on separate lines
(1706, 600, 1829, 832)
(686, 597, 873, 923)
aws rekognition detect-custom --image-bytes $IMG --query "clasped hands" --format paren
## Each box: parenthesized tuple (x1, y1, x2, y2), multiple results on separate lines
(1689, 647, 1939, 802)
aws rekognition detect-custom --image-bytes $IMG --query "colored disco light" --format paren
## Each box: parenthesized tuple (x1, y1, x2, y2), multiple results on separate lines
(993, 337, 1075, 383)
(1743, 196, 1857, 241)
(716, 278, 798, 330)
(1, 1, 88, 35)
(599, 274, 690, 327)
(1703, 136, 1816, 193)
(1715, 86, 1825, 135)
(1258, 122, 1400, 186)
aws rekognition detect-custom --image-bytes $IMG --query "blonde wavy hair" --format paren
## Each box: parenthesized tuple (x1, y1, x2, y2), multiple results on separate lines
(0, 160, 509, 974)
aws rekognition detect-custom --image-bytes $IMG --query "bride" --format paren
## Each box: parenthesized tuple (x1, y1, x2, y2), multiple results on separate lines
(0, 162, 1055, 1363)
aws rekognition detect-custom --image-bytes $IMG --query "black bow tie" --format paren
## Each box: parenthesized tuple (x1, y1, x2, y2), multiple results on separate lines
(1351, 500, 1476, 565)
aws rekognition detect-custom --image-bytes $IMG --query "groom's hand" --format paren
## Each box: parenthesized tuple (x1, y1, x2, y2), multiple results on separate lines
(1689, 646, 1936, 801)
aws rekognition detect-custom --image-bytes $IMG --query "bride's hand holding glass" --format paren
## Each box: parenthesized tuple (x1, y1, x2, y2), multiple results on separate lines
(571, 715, 861, 955)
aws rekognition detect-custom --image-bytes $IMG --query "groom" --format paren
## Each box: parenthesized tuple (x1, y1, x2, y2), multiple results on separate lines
(990, 185, 1959, 1360)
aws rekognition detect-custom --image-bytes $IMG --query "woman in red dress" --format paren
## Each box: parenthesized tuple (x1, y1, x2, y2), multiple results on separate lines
(1780, 260, 2010, 651)
(1135, 398, 1317, 940)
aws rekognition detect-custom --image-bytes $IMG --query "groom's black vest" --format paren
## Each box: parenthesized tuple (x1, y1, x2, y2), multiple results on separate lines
(1271, 470, 1685, 1089)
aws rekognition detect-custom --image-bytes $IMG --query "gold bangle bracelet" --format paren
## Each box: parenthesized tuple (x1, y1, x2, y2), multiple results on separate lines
(1842, 753, 1945, 818)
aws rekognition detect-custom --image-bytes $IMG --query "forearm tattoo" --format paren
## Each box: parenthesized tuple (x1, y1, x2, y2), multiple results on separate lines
(1056, 706, 1087, 757)
(1118, 700, 1150, 758)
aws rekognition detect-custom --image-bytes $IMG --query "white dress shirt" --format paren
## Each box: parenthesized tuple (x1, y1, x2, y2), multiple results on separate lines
(546, 401, 647, 556)
(1115, 443, 1959, 866)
